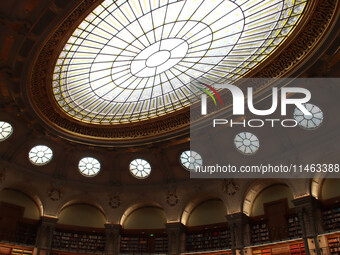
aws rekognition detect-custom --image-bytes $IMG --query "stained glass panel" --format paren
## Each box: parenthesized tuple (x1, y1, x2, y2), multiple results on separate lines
(53, 0, 307, 124)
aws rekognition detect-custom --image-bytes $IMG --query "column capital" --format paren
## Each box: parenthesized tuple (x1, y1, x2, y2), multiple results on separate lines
(226, 212, 249, 224)
(105, 223, 121, 231)
(166, 222, 185, 231)
(292, 195, 319, 209)
(39, 216, 58, 224)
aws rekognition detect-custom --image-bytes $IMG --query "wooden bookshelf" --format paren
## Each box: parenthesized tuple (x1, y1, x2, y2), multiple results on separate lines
(182, 250, 232, 255)
(327, 234, 340, 254)
(250, 219, 270, 244)
(252, 248, 271, 255)
(287, 215, 302, 238)
(289, 243, 305, 255)
(15, 220, 38, 245)
(51, 227, 105, 253)
(322, 206, 340, 232)
(120, 229, 167, 254)
(0, 243, 34, 255)
(154, 235, 168, 253)
(251, 240, 305, 255)
(50, 252, 96, 255)
(185, 224, 230, 252)
(120, 235, 147, 253)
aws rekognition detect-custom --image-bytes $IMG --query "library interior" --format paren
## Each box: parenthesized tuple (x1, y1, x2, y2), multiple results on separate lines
(0, 0, 339, 255)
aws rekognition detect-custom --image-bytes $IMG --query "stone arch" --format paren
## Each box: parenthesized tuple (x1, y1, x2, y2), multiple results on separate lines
(242, 179, 298, 216)
(119, 200, 166, 228)
(180, 192, 226, 225)
(0, 184, 44, 218)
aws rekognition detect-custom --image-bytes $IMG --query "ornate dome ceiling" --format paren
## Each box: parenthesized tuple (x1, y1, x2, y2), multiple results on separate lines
(23, 0, 338, 145)
(0, 0, 335, 149)
(52, 0, 306, 125)
(0, 0, 338, 217)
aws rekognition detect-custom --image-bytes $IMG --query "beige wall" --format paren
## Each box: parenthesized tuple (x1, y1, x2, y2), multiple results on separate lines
(187, 199, 227, 227)
(251, 185, 294, 216)
(321, 179, 340, 200)
(0, 189, 40, 220)
(123, 207, 166, 229)
(58, 204, 106, 228)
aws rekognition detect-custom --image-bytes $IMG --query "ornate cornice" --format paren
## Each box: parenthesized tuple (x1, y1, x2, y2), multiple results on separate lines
(26, 0, 338, 145)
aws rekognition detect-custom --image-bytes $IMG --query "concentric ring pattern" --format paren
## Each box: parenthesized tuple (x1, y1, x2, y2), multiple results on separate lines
(53, 0, 306, 124)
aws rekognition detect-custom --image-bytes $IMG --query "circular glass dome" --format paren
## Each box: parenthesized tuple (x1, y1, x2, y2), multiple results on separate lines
(0, 121, 13, 142)
(78, 157, 101, 177)
(28, 145, 53, 165)
(180, 150, 203, 171)
(293, 103, 323, 129)
(129, 159, 151, 179)
(234, 132, 259, 155)
(52, 0, 306, 124)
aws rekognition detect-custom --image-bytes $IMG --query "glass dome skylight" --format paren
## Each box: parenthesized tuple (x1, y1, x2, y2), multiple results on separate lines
(53, 0, 306, 124)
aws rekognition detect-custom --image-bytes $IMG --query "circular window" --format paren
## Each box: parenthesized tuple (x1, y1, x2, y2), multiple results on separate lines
(234, 132, 259, 155)
(129, 159, 151, 179)
(293, 103, 323, 129)
(29, 145, 53, 165)
(180, 150, 203, 171)
(78, 157, 101, 177)
(0, 121, 13, 142)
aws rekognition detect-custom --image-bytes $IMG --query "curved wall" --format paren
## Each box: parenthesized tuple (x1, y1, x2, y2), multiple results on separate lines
(123, 207, 167, 229)
(251, 184, 294, 216)
(187, 199, 227, 226)
(0, 189, 40, 220)
(58, 204, 106, 228)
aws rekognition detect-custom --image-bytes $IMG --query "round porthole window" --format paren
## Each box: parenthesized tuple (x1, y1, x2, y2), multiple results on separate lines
(29, 145, 53, 165)
(129, 159, 151, 179)
(294, 103, 323, 129)
(79, 157, 101, 177)
(0, 121, 13, 142)
(180, 150, 203, 171)
(234, 132, 259, 155)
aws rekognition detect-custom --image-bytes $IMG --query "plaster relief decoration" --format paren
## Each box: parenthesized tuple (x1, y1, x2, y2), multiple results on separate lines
(48, 182, 63, 201)
(109, 195, 121, 209)
(166, 192, 179, 207)
(223, 179, 239, 196)
(48, 188, 62, 201)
